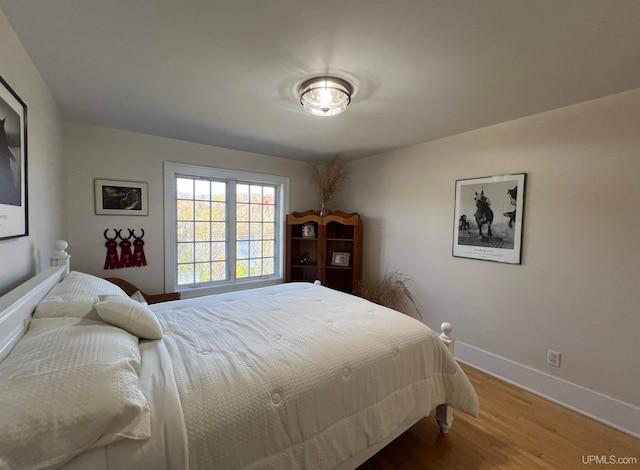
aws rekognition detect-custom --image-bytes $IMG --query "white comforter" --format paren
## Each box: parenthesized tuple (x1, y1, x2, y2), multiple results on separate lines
(64, 282, 478, 470)
(154, 282, 478, 469)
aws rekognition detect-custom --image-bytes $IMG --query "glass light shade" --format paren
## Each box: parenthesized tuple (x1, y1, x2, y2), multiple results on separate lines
(299, 77, 352, 117)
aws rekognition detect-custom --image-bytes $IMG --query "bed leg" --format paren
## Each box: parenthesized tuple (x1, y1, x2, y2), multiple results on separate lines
(436, 322, 456, 433)
(436, 404, 454, 433)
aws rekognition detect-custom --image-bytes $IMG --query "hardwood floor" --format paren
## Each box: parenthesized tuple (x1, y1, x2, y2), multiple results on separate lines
(358, 363, 639, 469)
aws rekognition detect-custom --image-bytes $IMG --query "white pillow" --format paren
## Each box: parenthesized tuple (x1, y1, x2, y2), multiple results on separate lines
(0, 318, 150, 470)
(95, 295, 163, 340)
(34, 271, 127, 320)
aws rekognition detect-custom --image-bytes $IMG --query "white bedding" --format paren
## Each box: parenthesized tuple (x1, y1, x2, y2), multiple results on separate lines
(144, 282, 479, 470)
(13, 279, 479, 470)
(0, 318, 150, 470)
(61, 339, 188, 470)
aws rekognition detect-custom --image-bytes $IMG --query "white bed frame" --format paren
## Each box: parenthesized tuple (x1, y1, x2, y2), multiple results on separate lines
(0, 240, 71, 362)
(0, 240, 457, 469)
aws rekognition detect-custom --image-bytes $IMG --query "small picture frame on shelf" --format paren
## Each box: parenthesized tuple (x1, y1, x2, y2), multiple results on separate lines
(331, 252, 350, 267)
(302, 223, 316, 238)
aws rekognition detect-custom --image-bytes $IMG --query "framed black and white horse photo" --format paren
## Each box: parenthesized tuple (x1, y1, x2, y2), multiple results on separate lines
(0, 75, 27, 240)
(452, 173, 526, 264)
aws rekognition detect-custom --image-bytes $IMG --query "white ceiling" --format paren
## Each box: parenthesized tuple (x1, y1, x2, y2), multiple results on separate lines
(1, 0, 639, 163)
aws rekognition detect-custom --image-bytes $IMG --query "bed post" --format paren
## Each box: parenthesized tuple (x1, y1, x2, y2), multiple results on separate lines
(436, 322, 455, 433)
(50, 240, 70, 276)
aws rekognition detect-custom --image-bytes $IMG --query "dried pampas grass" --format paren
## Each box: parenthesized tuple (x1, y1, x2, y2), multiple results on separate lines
(309, 155, 349, 211)
(355, 270, 422, 319)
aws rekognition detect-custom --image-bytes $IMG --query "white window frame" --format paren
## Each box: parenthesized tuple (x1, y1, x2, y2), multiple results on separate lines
(164, 161, 289, 297)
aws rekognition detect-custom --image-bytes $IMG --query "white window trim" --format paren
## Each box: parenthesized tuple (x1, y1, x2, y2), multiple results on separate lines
(164, 161, 289, 297)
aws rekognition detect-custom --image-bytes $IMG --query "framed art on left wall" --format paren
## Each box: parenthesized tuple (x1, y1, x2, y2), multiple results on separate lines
(0, 75, 28, 240)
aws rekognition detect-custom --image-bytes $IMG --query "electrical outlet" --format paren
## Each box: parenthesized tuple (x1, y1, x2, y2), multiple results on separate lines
(547, 350, 561, 367)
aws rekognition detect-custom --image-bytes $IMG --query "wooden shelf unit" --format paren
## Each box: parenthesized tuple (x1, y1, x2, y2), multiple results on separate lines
(285, 210, 361, 293)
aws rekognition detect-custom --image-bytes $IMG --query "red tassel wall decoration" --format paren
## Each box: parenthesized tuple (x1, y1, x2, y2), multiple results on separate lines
(103, 229, 120, 269)
(132, 229, 147, 267)
(103, 228, 147, 269)
(117, 229, 134, 268)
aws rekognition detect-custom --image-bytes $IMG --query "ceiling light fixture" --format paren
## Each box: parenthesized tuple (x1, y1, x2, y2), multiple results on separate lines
(299, 77, 353, 117)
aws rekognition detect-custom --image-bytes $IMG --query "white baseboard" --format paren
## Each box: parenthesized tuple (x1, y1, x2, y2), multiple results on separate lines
(455, 341, 640, 439)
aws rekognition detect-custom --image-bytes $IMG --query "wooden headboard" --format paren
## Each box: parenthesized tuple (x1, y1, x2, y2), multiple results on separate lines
(0, 240, 71, 362)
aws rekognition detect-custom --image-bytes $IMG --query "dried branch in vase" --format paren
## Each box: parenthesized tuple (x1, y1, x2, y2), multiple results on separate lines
(309, 155, 350, 215)
(355, 270, 422, 319)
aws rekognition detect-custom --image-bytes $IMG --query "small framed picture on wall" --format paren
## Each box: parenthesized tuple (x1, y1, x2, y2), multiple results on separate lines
(95, 179, 148, 215)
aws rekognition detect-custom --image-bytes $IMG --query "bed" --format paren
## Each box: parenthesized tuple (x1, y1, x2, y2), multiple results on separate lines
(0, 242, 478, 470)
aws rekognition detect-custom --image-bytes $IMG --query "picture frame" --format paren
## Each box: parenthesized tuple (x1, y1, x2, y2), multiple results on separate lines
(94, 179, 148, 215)
(302, 223, 316, 238)
(331, 251, 350, 267)
(0, 74, 28, 240)
(453, 173, 526, 264)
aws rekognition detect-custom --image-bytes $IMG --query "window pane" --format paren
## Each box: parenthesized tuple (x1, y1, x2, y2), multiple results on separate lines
(177, 178, 193, 199)
(250, 185, 262, 203)
(263, 223, 274, 240)
(236, 260, 248, 278)
(195, 201, 210, 221)
(237, 222, 249, 241)
(236, 203, 249, 222)
(250, 223, 262, 240)
(236, 241, 249, 260)
(263, 187, 275, 205)
(212, 222, 226, 241)
(195, 262, 211, 283)
(212, 262, 227, 281)
(263, 240, 274, 257)
(195, 242, 210, 262)
(195, 222, 210, 241)
(177, 200, 194, 220)
(212, 181, 226, 201)
(250, 241, 262, 258)
(263, 204, 275, 222)
(236, 184, 249, 203)
(177, 264, 194, 285)
(250, 258, 262, 276)
(177, 243, 194, 263)
(263, 258, 274, 275)
(177, 222, 194, 242)
(250, 204, 262, 222)
(211, 242, 226, 261)
(195, 180, 210, 200)
(211, 202, 226, 221)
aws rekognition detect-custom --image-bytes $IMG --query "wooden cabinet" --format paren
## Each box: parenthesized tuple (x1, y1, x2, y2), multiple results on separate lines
(286, 210, 361, 293)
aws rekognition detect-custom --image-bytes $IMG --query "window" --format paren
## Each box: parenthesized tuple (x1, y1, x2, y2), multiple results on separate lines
(164, 162, 289, 296)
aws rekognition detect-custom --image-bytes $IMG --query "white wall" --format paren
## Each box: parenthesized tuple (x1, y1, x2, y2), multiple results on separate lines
(0, 9, 66, 295)
(63, 122, 316, 294)
(336, 89, 640, 434)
